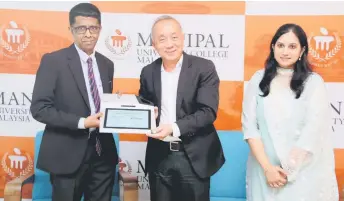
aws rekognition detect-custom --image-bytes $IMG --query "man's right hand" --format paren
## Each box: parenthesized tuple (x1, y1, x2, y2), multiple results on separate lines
(84, 112, 102, 128)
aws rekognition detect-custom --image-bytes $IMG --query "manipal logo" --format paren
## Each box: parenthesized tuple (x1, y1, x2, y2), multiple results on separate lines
(118, 158, 150, 190)
(308, 27, 342, 68)
(0, 21, 31, 60)
(1, 148, 33, 178)
(105, 29, 132, 59)
(118, 157, 132, 173)
(136, 32, 230, 65)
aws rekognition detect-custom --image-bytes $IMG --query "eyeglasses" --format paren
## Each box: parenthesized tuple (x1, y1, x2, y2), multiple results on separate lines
(72, 26, 101, 34)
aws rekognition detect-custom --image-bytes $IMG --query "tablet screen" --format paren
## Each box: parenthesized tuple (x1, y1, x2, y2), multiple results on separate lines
(103, 108, 151, 129)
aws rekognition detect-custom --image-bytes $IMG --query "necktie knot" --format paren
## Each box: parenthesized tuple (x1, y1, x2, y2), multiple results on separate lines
(87, 57, 92, 65)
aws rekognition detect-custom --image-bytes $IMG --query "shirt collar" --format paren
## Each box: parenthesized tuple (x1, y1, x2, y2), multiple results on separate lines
(161, 54, 183, 72)
(74, 43, 96, 63)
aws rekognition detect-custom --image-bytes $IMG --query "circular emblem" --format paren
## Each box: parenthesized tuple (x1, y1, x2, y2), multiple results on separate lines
(118, 157, 132, 174)
(0, 21, 31, 59)
(1, 148, 33, 178)
(105, 29, 131, 58)
(308, 27, 341, 66)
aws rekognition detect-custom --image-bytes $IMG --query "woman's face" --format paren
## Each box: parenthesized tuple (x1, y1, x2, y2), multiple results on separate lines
(273, 31, 304, 69)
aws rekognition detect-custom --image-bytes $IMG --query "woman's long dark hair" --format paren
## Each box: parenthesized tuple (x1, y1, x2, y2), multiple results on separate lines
(259, 23, 312, 99)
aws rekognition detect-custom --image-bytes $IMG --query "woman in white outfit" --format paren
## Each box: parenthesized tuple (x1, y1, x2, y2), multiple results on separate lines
(242, 23, 339, 201)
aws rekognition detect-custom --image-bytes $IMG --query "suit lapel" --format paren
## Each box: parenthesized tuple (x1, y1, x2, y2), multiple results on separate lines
(67, 45, 91, 111)
(95, 52, 110, 94)
(176, 53, 192, 116)
(153, 58, 162, 107)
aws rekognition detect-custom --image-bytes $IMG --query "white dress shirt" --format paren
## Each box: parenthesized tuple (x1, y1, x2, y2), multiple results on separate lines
(159, 55, 183, 137)
(74, 44, 103, 129)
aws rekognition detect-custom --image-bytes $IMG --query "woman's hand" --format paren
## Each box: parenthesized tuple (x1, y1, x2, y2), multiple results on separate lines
(264, 166, 288, 188)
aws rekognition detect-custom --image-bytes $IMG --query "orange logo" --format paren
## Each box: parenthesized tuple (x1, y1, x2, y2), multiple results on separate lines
(118, 157, 132, 173)
(0, 21, 31, 60)
(308, 27, 342, 68)
(105, 29, 132, 58)
(1, 147, 33, 179)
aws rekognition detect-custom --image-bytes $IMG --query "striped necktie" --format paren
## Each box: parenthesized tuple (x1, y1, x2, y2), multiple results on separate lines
(87, 57, 102, 156)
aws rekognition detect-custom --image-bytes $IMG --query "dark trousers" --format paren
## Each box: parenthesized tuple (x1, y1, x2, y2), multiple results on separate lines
(149, 151, 210, 201)
(50, 134, 115, 201)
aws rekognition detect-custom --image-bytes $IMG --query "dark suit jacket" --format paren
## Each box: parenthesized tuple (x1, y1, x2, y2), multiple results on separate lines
(30, 44, 118, 175)
(139, 52, 225, 179)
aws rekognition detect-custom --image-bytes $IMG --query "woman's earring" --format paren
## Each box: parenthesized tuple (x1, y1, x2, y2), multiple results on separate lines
(298, 55, 302, 61)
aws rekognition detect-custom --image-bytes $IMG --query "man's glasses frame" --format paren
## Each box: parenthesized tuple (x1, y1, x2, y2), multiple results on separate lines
(72, 25, 101, 34)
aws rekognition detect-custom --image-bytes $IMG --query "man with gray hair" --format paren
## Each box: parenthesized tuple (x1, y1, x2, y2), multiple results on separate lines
(139, 15, 225, 201)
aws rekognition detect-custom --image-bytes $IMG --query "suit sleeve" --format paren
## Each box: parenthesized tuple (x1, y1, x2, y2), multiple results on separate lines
(30, 53, 81, 130)
(176, 60, 219, 135)
(109, 60, 114, 93)
(138, 67, 151, 102)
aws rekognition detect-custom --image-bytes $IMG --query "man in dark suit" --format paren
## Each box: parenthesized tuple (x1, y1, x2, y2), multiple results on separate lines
(139, 15, 225, 201)
(30, 3, 118, 201)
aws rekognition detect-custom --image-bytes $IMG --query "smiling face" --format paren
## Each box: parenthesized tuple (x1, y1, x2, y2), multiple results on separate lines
(273, 30, 305, 69)
(152, 18, 184, 64)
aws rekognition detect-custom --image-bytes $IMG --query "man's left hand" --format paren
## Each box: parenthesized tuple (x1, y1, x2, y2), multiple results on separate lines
(146, 124, 173, 140)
